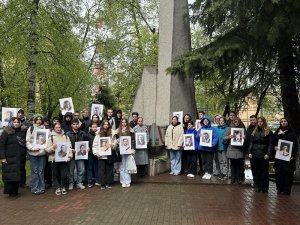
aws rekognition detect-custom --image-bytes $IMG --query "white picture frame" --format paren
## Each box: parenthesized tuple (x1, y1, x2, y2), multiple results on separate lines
(98, 137, 112, 156)
(199, 130, 212, 147)
(195, 119, 201, 131)
(275, 139, 293, 162)
(1, 107, 18, 126)
(59, 97, 74, 115)
(91, 104, 104, 120)
(184, 134, 195, 150)
(173, 111, 183, 124)
(135, 132, 147, 149)
(230, 128, 244, 146)
(55, 142, 69, 162)
(33, 129, 49, 149)
(120, 136, 132, 154)
(75, 141, 89, 160)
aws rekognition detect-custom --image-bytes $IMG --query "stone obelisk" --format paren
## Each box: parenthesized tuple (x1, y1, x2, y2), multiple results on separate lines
(131, 0, 196, 126)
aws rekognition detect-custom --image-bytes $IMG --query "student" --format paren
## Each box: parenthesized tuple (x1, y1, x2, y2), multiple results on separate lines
(248, 117, 273, 193)
(81, 108, 91, 133)
(114, 109, 123, 129)
(45, 122, 72, 195)
(197, 116, 219, 180)
(62, 112, 73, 133)
(26, 115, 48, 194)
(87, 123, 99, 187)
(165, 116, 184, 176)
(185, 121, 198, 177)
(129, 112, 139, 129)
(93, 120, 116, 189)
(105, 108, 116, 130)
(133, 117, 149, 177)
(197, 111, 205, 175)
(66, 119, 88, 190)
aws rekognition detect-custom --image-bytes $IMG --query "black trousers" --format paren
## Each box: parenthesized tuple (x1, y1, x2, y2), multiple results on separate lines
(98, 159, 114, 186)
(44, 161, 52, 186)
(251, 158, 269, 192)
(4, 181, 19, 196)
(230, 158, 243, 182)
(52, 162, 68, 189)
(201, 151, 214, 174)
(137, 165, 146, 177)
(274, 160, 294, 194)
(186, 151, 197, 174)
(20, 157, 27, 186)
(197, 151, 204, 173)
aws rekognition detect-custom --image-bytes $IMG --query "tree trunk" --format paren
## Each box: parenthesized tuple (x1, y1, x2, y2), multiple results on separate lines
(255, 85, 269, 117)
(27, 0, 40, 118)
(277, 37, 300, 179)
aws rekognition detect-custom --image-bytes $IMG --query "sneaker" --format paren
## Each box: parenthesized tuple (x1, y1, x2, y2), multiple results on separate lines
(173, 173, 180, 176)
(55, 188, 61, 196)
(206, 174, 212, 180)
(187, 174, 195, 178)
(68, 183, 74, 191)
(100, 186, 106, 190)
(126, 184, 130, 187)
(169, 171, 174, 175)
(95, 182, 101, 186)
(61, 188, 67, 195)
(88, 183, 93, 188)
(106, 185, 112, 189)
(76, 183, 86, 190)
(202, 172, 208, 179)
(122, 183, 126, 188)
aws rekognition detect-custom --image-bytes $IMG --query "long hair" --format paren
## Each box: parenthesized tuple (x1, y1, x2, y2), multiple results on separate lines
(276, 117, 291, 133)
(118, 118, 131, 136)
(252, 116, 270, 136)
(99, 120, 112, 137)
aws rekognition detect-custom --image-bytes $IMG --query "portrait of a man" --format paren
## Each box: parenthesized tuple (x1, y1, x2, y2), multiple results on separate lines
(202, 132, 210, 143)
(77, 144, 87, 156)
(100, 139, 109, 151)
(58, 145, 67, 158)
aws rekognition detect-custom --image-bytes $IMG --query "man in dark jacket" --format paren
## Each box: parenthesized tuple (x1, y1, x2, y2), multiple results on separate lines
(66, 119, 88, 190)
(129, 112, 139, 128)
(80, 108, 91, 133)
(62, 112, 73, 133)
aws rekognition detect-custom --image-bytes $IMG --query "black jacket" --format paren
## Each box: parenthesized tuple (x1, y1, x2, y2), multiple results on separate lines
(66, 130, 88, 149)
(248, 128, 273, 158)
(0, 126, 26, 182)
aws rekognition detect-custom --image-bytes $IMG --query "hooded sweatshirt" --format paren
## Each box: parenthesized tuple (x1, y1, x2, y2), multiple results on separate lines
(196, 116, 219, 151)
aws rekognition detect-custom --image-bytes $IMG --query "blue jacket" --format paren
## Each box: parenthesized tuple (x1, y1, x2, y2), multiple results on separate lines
(185, 127, 199, 150)
(196, 116, 219, 151)
(216, 124, 228, 151)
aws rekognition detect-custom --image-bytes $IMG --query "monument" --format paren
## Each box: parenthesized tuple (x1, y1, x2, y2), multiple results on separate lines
(131, 0, 197, 126)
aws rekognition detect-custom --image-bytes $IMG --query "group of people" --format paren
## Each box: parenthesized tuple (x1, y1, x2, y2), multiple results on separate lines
(0, 108, 149, 197)
(165, 111, 298, 195)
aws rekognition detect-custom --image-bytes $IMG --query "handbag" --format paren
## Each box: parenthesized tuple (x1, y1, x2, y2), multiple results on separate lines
(127, 155, 137, 174)
(108, 146, 122, 164)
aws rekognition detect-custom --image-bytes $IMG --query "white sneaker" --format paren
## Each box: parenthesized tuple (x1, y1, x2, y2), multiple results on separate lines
(68, 183, 73, 191)
(95, 182, 101, 186)
(55, 188, 61, 196)
(202, 172, 208, 179)
(169, 171, 174, 175)
(187, 174, 195, 178)
(206, 174, 212, 180)
(61, 188, 67, 195)
(76, 183, 86, 190)
(122, 183, 126, 188)
(126, 184, 130, 187)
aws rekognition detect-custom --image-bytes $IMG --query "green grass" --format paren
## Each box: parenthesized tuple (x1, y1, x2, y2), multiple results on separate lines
(0, 160, 31, 188)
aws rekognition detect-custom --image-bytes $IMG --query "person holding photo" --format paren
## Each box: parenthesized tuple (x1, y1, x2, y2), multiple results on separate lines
(133, 117, 149, 177)
(87, 122, 99, 187)
(26, 115, 48, 195)
(0, 117, 26, 198)
(185, 121, 198, 178)
(165, 116, 184, 176)
(248, 117, 273, 193)
(115, 118, 135, 187)
(223, 118, 246, 184)
(272, 118, 298, 195)
(93, 120, 116, 189)
(46, 122, 72, 195)
(91, 114, 102, 127)
(196, 116, 219, 180)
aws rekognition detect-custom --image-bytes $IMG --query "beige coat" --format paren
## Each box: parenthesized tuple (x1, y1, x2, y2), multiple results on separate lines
(26, 124, 48, 156)
(165, 123, 184, 150)
(45, 130, 73, 162)
(92, 133, 117, 159)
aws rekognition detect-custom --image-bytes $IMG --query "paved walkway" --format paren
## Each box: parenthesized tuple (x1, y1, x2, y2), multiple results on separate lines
(1, 174, 300, 225)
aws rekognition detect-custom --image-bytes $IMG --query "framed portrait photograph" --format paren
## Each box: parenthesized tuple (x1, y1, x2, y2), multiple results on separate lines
(33, 129, 49, 149)
(91, 104, 104, 120)
(183, 134, 195, 150)
(275, 139, 293, 161)
(199, 130, 212, 147)
(59, 97, 74, 115)
(99, 137, 112, 156)
(120, 136, 132, 154)
(173, 111, 183, 124)
(230, 128, 244, 146)
(55, 142, 69, 162)
(1, 107, 18, 126)
(135, 132, 147, 149)
(75, 141, 89, 160)
(195, 120, 201, 131)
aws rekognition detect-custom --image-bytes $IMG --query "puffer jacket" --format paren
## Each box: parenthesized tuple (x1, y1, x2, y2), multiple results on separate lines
(165, 122, 184, 150)
(45, 130, 73, 162)
(248, 127, 273, 158)
(26, 124, 48, 156)
(196, 116, 219, 151)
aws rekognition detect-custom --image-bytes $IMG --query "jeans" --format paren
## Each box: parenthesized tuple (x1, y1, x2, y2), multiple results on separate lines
(87, 153, 98, 184)
(119, 155, 131, 185)
(169, 150, 182, 175)
(30, 155, 47, 193)
(217, 151, 228, 176)
(68, 159, 85, 184)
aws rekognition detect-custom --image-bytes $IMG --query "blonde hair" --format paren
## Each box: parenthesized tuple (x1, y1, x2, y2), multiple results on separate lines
(252, 117, 270, 136)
